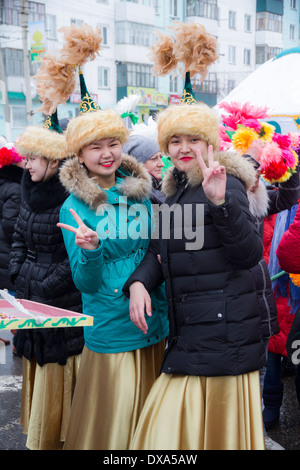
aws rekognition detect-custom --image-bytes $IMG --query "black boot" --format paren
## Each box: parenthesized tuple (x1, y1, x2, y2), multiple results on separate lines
(263, 382, 284, 429)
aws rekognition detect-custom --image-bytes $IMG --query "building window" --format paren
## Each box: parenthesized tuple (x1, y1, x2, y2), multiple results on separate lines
(71, 18, 83, 26)
(256, 45, 282, 65)
(291, 0, 297, 9)
(244, 48, 251, 66)
(98, 66, 110, 88)
(153, 0, 160, 14)
(244, 14, 251, 32)
(228, 45, 236, 64)
(2, 48, 24, 76)
(170, 75, 178, 93)
(227, 79, 235, 94)
(98, 24, 108, 46)
(116, 21, 154, 47)
(290, 24, 296, 40)
(96, 0, 109, 3)
(192, 72, 217, 94)
(117, 63, 155, 88)
(11, 106, 27, 128)
(228, 10, 236, 29)
(45, 14, 56, 39)
(256, 12, 282, 33)
(170, 0, 178, 17)
(0, 0, 45, 26)
(186, 0, 218, 20)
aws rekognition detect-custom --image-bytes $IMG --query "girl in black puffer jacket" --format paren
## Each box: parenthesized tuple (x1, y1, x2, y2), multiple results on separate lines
(10, 125, 83, 451)
(124, 103, 265, 450)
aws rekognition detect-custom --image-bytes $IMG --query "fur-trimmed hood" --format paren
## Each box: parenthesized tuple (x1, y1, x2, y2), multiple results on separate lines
(161, 150, 269, 218)
(59, 154, 152, 210)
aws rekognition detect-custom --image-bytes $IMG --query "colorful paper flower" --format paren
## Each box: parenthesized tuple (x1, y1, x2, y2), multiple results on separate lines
(232, 127, 258, 154)
(260, 141, 282, 167)
(289, 132, 300, 148)
(258, 122, 275, 142)
(219, 101, 300, 184)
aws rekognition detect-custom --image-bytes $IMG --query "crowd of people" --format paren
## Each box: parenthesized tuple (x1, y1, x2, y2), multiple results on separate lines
(0, 97, 300, 452)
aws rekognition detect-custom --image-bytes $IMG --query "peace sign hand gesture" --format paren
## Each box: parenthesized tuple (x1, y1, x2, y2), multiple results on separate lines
(57, 209, 100, 250)
(196, 145, 226, 206)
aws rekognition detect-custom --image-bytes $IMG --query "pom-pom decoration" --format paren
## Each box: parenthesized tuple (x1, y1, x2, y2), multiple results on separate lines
(0, 144, 24, 169)
(58, 23, 103, 67)
(219, 101, 299, 184)
(34, 23, 103, 117)
(150, 21, 218, 82)
(34, 53, 76, 116)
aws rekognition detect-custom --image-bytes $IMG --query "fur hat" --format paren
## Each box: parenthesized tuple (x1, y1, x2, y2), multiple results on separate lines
(157, 103, 220, 155)
(15, 126, 66, 161)
(65, 109, 129, 157)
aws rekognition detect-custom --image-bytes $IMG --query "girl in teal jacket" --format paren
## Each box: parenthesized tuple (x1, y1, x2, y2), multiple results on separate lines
(58, 109, 168, 450)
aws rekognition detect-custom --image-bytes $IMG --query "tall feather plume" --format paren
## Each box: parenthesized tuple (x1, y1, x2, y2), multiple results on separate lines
(171, 21, 218, 80)
(150, 21, 218, 81)
(34, 53, 76, 115)
(34, 23, 103, 116)
(149, 31, 178, 76)
(59, 23, 103, 66)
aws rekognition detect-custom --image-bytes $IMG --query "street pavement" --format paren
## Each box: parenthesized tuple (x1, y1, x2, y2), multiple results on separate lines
(0, 329, 300, 451)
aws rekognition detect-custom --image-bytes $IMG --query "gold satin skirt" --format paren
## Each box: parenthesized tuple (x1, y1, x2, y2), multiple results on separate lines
(20, 355, 81, 450)
(130, 371, 265, 450)
(63, 342, 165, 450)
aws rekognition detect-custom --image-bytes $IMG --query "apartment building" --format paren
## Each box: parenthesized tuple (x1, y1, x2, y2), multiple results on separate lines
(0, 0, 299, 140)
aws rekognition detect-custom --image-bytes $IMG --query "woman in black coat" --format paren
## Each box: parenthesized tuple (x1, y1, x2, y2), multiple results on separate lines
(123, 103, 265, 450)
(10, 125, 83, 451)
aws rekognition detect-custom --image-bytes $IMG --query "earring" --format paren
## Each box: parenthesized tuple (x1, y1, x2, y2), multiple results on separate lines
(80, 163, 84, 168)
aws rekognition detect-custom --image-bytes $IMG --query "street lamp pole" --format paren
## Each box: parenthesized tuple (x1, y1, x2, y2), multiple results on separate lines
(21, 0, 33, 125)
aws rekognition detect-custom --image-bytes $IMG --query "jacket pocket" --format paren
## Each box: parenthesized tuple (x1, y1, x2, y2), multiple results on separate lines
(177, 291, 227, 350)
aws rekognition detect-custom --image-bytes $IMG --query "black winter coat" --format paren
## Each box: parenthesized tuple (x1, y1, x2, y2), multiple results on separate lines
(0, 165, 23, 291)
(124, 151, 265, 377)
(9, 170, 83, 366)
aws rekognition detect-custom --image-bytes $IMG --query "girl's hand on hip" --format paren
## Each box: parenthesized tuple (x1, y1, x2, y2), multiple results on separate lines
(57, 209, 100, 250)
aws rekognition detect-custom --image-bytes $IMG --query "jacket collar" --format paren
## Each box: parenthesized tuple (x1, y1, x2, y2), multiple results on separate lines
(161, 150, 269, 218)
(59, 154, 152, 211)
(162, 150, 257, 197)
(22, 170, 68, 212)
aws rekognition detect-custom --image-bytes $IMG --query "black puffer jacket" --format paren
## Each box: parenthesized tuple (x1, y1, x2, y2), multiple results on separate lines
(9, 170, 83, 366)
(124, 151, 265, 377)
(0, 165, 23, 290)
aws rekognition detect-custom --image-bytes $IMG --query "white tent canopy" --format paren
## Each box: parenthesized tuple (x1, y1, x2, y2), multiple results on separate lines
(216, 48, 300, 133)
